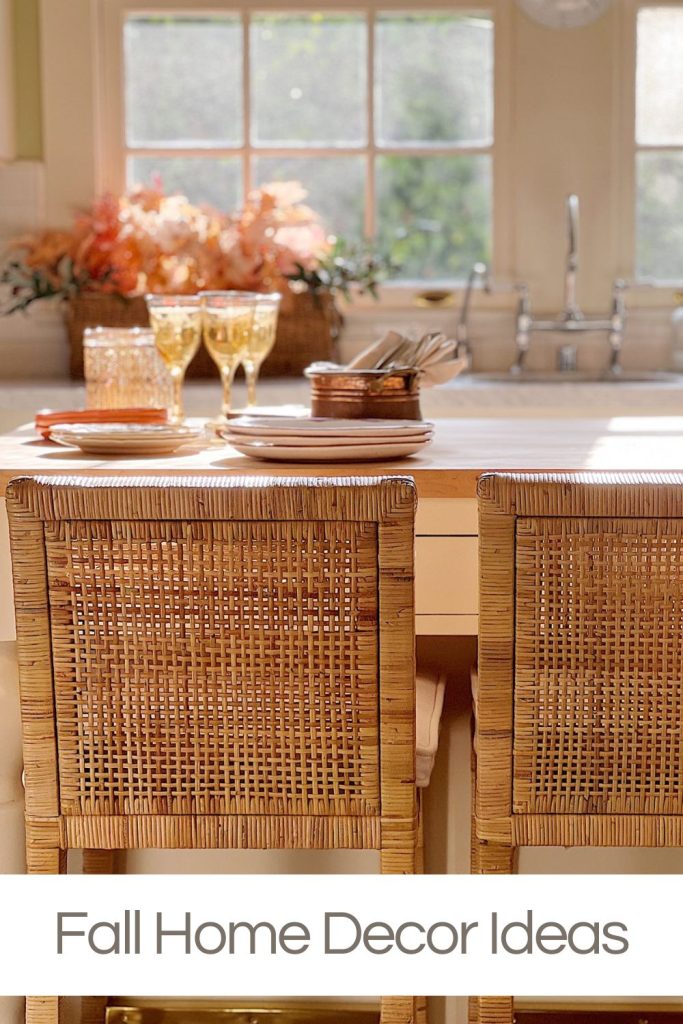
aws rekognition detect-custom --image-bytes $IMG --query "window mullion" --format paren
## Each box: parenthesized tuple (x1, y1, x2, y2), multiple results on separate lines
(242, 9, 251, 201)
(364, 9, 376, 241)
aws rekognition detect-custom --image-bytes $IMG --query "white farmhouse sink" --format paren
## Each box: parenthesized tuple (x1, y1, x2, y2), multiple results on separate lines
(421, 373, 683, 419)
(473, 369, 680, 383)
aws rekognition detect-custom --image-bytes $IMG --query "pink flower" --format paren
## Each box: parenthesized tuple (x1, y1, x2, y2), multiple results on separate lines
(274, 223, 328, 275)
(4, 179, 332, 301)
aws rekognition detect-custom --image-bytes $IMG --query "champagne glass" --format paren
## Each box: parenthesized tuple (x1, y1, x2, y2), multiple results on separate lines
(200, 292, 257, 420)
(145, 294, 203, 423)
(241, 292, 282, 408)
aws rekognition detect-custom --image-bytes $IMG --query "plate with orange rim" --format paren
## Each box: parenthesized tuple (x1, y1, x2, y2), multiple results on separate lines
(50, 423, 204, 456)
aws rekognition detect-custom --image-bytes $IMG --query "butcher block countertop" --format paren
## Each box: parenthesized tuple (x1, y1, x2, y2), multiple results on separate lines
(1, 416, 683, 500)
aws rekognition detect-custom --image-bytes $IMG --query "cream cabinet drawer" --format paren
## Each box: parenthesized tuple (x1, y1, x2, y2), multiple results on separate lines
(415, 536, 478, 616)
(0, 501, 14, 642)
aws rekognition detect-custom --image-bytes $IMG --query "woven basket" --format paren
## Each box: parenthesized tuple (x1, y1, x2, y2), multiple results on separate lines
(65, 287, 340, 380)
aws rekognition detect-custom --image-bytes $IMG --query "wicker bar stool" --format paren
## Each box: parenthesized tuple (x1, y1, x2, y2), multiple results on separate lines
(472, 472, 683, 1024)
(7, 475, 418, 1024)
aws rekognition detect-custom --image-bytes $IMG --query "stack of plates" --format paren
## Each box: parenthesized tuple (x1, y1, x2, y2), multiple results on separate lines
(50, 423, 204, 456)
(221, 416, 434, 462)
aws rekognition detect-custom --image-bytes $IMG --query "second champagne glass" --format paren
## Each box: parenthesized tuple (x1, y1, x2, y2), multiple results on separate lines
(145, 294, 203, 423)
(241, 292, 282, 407)
(201, 292, 257, 420)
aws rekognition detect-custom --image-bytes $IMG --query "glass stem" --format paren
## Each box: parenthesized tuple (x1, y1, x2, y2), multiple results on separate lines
(220, 363, 237, 419)
(245, 360, 260, 408)
(170, 368, 184, 424)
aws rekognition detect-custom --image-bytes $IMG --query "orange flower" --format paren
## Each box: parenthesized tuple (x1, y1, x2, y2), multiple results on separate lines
(3, 180, 330, 306)
(16, 230, 74, 271)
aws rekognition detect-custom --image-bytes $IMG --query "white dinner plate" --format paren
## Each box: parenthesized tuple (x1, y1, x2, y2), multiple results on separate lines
(221, 429, 433, 448)
(227, 437, 432, 462)
(227, 416, 433, 439)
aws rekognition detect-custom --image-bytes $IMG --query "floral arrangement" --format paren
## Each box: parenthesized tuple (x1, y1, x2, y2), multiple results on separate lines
(1, 181, 395, 315)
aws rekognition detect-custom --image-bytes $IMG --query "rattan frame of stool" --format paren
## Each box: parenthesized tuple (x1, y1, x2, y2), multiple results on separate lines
(7, 475, 418, 1024)
(471, 472, 683, 1024)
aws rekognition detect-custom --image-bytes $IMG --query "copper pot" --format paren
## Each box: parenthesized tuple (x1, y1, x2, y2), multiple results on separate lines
(306, 367, 422, 420)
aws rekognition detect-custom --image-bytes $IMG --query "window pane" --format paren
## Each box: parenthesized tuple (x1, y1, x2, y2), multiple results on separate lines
(128, 156, 243, 212)
(636, 8, 683, 146)
(125, 16, 243, 147)
(376, 13, 493, 146)
(254, 157, 364, 240)
(251, 14, 367, 146)
(377, 155, 491, 280)
(636, 151, 683, 281)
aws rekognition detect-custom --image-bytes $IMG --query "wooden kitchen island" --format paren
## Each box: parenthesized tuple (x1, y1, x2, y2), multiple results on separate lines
(2, 414, 683, 641)
(2, 414, 682, 499)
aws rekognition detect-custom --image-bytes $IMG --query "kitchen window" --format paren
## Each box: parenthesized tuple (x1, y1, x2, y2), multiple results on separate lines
(120, 8, 494, 283)
(635, 4, 683, 283)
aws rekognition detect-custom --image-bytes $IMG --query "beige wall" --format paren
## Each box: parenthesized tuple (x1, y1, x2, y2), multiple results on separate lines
(11, 0, 42, 159)
(510, 4, 622, 311)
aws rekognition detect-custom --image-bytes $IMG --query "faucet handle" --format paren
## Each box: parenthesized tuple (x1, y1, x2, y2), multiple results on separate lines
(515, 281, 530, 314)
(566, 194, 580, 268)
(611, 278, 627, 315)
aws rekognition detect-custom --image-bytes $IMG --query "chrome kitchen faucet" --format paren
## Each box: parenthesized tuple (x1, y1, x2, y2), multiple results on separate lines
(456, 261, 491, 367)
(511, 194, 627, 375)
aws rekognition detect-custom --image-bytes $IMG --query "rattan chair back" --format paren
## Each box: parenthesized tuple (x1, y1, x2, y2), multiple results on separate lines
(8, 475, 417, 871)
(472, 472, 683, 1024)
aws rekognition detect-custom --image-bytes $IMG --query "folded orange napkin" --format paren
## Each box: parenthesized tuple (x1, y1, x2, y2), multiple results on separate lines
(35, 407, 168, 440)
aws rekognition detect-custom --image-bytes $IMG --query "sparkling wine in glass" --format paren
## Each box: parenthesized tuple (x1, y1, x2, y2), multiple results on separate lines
(145, 294, 203, 423)
(200, 292, 257, 419)
(241, 292, 281, 408)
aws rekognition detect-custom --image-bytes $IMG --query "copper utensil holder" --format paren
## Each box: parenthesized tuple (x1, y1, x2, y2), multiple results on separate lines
(306, 367, 422, 420)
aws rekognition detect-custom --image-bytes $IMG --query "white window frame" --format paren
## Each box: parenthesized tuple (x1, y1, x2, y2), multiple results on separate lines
(93, 0, 514, 308)
(616, 0, 683, 307)
(37, 0, 683, 321)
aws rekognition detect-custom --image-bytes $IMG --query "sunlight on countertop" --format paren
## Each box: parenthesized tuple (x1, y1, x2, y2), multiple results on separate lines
(1, 377, 683, 434)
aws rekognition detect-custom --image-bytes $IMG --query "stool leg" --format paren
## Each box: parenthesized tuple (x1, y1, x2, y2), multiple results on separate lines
(469, 842, 515, 1024)
(380, 995, 416, 1023)
(81, 851, 114, 1024)
(80, 1000, 107, 1024)
(416, 792, 425, 875)
(25, 846, 65, 875)
(25, 999, 59, 1024)
(415, 797, 427, 1022)
(471, 721, 515, 1023)
(82, 850, 115, 874)
(469, 998, 513, 1024)
(473, 840, 516, 875)
(25, 847, 65, 1024)
(379, 797, 418, 1019)
(470, 836, 515, 1024)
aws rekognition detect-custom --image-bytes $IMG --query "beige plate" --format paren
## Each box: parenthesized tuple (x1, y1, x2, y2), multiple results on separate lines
(51, 424, 204, 456)
(227, 416, 433, 438)
(227, 437, 432, 462)
(222, 431, 433, 448)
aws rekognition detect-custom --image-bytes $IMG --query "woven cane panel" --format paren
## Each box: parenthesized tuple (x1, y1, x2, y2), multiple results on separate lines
(45, 519, 379, 817)
(514, 517, 683, 815)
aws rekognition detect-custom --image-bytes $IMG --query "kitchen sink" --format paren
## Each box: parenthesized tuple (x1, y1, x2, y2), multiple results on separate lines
(470, 370, 683, 384)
